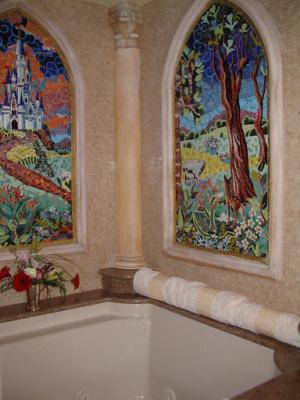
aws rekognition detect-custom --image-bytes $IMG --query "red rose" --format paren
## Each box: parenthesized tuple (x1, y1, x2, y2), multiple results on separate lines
(72, 273, 80, 289)
(13, 271, 32, 292)
(0, 266, 11, 281)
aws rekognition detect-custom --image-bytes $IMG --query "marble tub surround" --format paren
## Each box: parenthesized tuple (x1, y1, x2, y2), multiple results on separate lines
(99, 267, 138, 294)
(0, 289, 142, 324)
(233, 371, 300, 400)
(134, 268, 300, 348)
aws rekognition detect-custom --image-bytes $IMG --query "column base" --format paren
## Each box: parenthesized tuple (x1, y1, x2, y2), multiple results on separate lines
(114, 255, 145, 269)
(99, 267, 140, 295)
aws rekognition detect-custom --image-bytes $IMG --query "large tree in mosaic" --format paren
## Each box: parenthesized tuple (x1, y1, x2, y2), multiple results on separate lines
(0, 11, 74, 248)
(175, 2, 269, 259)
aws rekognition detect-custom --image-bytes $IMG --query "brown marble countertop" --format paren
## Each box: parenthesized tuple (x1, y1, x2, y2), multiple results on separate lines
(0, 289, 144, 323)
(0, 289, 299, 399)
(233, 371, 300, 400)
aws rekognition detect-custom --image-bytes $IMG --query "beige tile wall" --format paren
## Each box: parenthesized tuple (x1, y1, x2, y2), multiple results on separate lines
(140, 0, 300, 315)
(1, 0, 116, 306)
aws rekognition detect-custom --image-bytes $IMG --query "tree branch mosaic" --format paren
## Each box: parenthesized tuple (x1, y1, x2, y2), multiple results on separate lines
(175, 2, 269, 260)
(0, 10, 74, 249)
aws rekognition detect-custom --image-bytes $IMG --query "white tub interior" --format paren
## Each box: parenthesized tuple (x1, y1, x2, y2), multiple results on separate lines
(0, 303, 279, 400)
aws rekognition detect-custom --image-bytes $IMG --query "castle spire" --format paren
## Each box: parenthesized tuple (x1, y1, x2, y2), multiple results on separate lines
(11, 68, 17, 83)
(26, 59, 31, 81)
(19, 90, 25, 107)
(16, 29, 24, 60)
(16, 39, 24, 58)
(15, 29, 26, 85)
(3, 87, 9, 106)
(4, 68, 11, 84)
(40, 95, 44, 111)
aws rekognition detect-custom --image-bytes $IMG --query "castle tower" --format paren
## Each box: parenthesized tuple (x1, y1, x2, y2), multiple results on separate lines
(17, 91, 25, 130)
(16, 32, 26, 85)
(4, 68, 11, 99)
(23, 60, 31, 106)
(2, 87, 11, 128)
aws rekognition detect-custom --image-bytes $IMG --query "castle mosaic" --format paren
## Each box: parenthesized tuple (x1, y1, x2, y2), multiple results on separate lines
(0, 10, 74, 249)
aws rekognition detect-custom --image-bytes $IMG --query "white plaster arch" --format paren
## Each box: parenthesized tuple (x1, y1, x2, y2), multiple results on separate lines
(162, 0, 284, 279)
(0, 0, 87, 260)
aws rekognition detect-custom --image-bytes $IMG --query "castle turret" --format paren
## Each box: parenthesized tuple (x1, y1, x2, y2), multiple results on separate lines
(36, 94, 44, 129)
(26, 59, 31, 81)
(11, 68, 17, 84)
(40, 96, 44, 112)
(4, 68, 12, 99)
(16, 32, 26, 84)
(17, 91, 25, 130)
(3, 87, 9, 107)
(4, 68, 11, 84)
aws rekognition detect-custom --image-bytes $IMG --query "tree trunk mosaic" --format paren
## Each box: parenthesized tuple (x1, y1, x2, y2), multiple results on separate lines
(0, 10, 74, 249)
(175, 2, 269, 260)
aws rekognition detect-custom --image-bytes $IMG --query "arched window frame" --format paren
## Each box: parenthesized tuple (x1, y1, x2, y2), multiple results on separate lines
(162, 0, 284, 279)
(0, 0, 87, 261)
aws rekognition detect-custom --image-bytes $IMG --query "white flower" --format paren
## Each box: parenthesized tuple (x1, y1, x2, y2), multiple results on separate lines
(257, 216, 264, 225)
(249, 209, 255, 218)
(255, 225, 262, 234)
(218, 213, 228, 222)
(247, 219, 255, 228)
(241, 239, 249, 249)
(24, 268, 37, 278)
(16, 250, 31, 263)
(249, 233, 257, 242)
(235, 226, 242, 236)
(240, 221, 247, 229)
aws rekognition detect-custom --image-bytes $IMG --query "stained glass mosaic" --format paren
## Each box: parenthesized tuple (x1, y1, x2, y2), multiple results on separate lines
(0, 10, 74, 248)
(175, 2, 269, 259)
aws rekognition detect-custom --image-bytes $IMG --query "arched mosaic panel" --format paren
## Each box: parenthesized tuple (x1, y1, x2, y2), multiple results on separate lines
(175, 2, 269, 261)
(0, 9, 74, 249)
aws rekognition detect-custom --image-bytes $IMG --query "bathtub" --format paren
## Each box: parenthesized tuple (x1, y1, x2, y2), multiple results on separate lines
(0, 302, 279, 400)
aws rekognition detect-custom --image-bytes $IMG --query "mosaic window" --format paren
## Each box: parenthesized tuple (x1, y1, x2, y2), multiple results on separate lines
(0, 10, 74, 249)
(175, 2, 269, 260)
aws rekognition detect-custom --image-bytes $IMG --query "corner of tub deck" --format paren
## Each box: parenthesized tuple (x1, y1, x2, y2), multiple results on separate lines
(99, 267, 139, 294)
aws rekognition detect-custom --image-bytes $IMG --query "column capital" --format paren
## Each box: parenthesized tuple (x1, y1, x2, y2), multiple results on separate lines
(109, 1, 142, 48)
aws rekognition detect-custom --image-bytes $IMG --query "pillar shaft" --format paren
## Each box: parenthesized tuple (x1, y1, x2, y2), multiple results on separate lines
(110, 2, 145, 269)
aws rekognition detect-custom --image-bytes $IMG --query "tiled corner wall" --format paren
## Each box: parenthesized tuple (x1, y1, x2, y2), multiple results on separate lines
(140, 0, 300, 315)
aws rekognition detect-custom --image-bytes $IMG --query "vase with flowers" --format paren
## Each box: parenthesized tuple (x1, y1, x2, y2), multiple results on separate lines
(0, 243, 80, 311)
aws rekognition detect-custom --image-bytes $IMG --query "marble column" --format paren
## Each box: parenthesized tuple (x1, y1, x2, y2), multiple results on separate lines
(101, 2, 145, 292)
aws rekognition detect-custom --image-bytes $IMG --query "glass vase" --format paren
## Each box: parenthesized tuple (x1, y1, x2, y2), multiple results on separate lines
(26, 284, 41, 312)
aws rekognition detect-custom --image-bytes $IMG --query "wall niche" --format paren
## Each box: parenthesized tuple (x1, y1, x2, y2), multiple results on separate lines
(162, 0, 283, 279)
(0, 5, 86, 260)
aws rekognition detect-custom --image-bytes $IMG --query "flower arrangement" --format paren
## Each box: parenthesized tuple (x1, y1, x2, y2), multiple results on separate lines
(0, 243, 80, 308)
